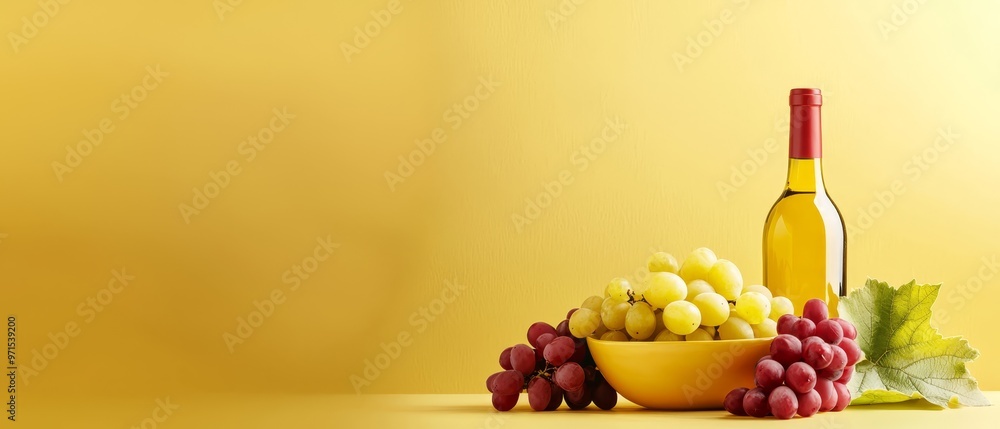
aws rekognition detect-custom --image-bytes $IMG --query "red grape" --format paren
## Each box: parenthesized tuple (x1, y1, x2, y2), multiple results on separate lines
(527, 377, 551, 411)
(742, 387, 770, 418)
(554, 362, 585, 392)
(510, 344, 536, 375)
(777, 314, 798, 335)
(796, 389, 821, 417)
(556, 320, 571, 337)
(535, 333, 556, 353)
(499, 347, 513, 370)
(565, 385, 593, 409)
(492, 370, 525, 395)
(545, 382, 564, 410)
(543, 336, 575, 366)
(756, 354, 772, 366)
(768, 386, 798, 420)
(592, 378, 617, 410)
(791, 318, 816, 339)
(785, 362, 817, 394)
(724, 387, 749, 416)
(839, 338, 862, 366)
(815, 319, 844, 345)
(486, 372, 501, 393)
(802, 339, 833, 369)
(568, 339, 588, 363)
(754, 359, 785, 391)
(814, 378, 837, 412)
(566, 308, 578, 319)
(827, 345, 847, 371)
(528, 322, 557, 349)
(831, 317, 857, 340)
(492, 392, 518, 411)
(769, 334, 803, 367)
(818, 366, 844, 381)
(802, 299, 828, 323)
(528, 322, 558, 348)
(833, 382, 851, 411)
(836, 366, 854, 384)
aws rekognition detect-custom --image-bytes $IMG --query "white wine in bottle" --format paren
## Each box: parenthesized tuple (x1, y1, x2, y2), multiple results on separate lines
(763, 88, 846, 316)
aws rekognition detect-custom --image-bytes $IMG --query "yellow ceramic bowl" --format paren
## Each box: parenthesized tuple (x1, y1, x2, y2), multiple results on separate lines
(587, 337, 772, 410)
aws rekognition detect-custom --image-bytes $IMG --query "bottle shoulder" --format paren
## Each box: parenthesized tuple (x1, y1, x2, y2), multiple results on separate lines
(764, 190, 845, 225)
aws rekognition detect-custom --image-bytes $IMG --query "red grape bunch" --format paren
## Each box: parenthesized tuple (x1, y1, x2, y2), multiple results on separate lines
(724, 299, 861, 419)
(486, 310, 618, 411)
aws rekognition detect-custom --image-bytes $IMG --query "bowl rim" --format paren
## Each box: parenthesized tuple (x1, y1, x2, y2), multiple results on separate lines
(586, 336, 773, 345)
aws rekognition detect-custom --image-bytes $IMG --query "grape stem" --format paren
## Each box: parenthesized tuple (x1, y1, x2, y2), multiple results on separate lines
(626, 290, 647, 305)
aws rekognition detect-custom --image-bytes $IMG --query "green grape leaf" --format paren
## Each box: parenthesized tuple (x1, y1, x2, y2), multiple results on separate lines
(838, 279, 990, 407)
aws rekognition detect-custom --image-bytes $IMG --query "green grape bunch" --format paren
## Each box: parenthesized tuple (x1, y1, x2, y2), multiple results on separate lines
(567, 248, 798, 342)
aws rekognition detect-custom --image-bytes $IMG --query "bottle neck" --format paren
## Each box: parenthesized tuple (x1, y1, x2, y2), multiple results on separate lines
(786, 97, 824, 192)
(786, 158, 825, 192)
(789, 105, 822, 158)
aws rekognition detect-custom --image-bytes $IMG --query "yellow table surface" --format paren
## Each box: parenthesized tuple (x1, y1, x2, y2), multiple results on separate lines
(32, 392, 1000, 428)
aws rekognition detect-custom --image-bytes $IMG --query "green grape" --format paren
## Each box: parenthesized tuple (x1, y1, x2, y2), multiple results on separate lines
(643, 272, 687, 309)
(707, 259, 743, 301)
(742, 284, 773, 299)
(718, 315, 754, 340)
(600, 330, 629, 341)
(700, 325, 717, 338)
(569, 308, 601, 338)
(625, 302, 656, 340)
(654, 309, 666, 333)
(593, 323, 608, 337)
(600, 298, 629, 331)
(631, 282, 646, 302)
(663, 301, 701, 336)
(735, 292, 771, 324)
(580, 295, 603, 312)
(751, 317, 778, 338)
(653, 330, 683, 341)
(685, 279, 715, 301)
(604, 277, 632, 301)
(679, 247, 717, 282)
(768, 296, 795, 321)
(686, 328, 714, 342)
(691, 292, 730, 327)
(647, 252, 679, 273)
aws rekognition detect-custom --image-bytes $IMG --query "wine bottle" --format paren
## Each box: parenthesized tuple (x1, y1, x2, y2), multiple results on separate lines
(763, 88, 846, 316)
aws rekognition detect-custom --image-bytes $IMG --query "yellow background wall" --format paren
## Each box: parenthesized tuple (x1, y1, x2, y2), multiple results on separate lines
(1, 0, 998, 399)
